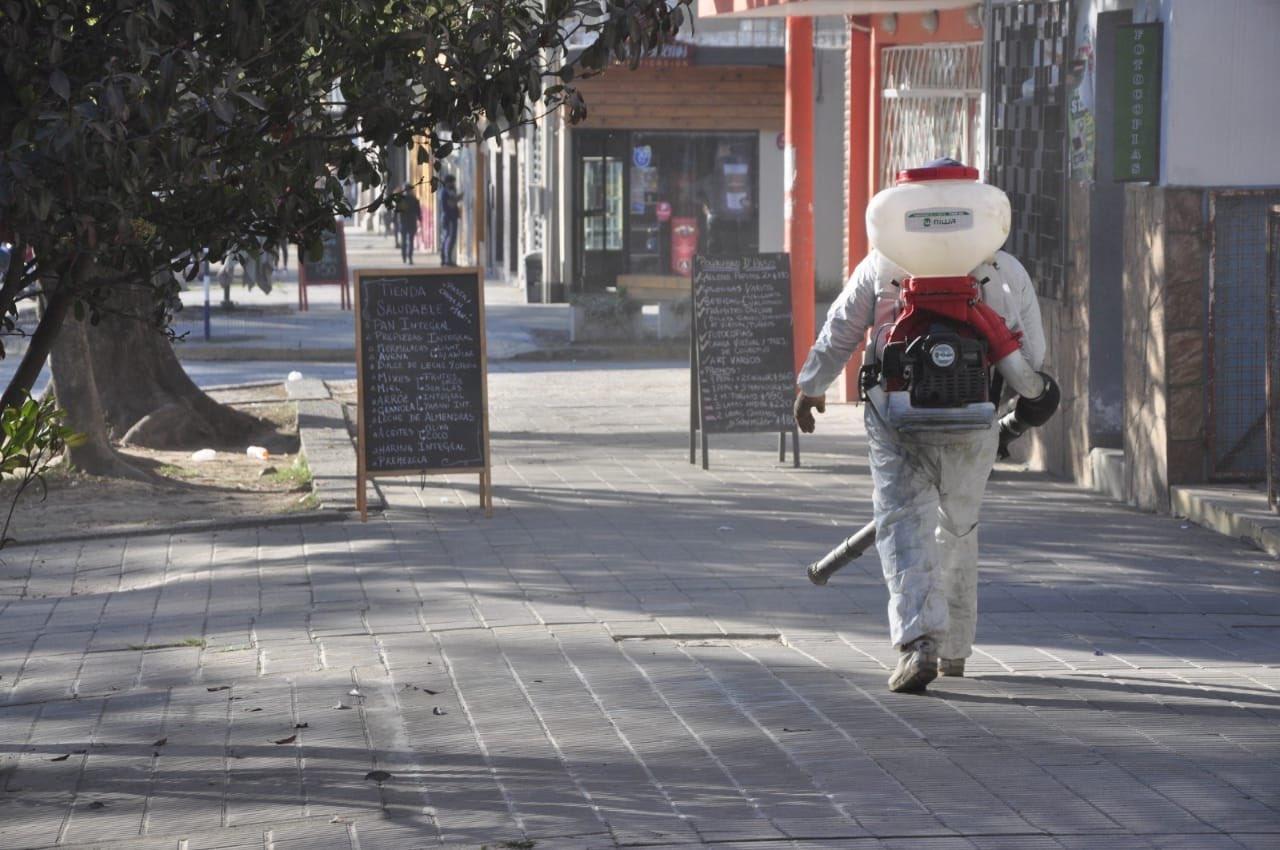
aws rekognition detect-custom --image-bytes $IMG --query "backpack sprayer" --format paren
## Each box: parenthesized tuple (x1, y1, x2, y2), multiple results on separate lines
(806, 164, 1060, 585)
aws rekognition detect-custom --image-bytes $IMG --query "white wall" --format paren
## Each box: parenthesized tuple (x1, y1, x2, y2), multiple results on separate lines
(1149, 0, 1280, 186)
(758, 130, 785, 253)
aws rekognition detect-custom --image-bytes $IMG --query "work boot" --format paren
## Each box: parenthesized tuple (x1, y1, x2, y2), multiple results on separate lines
(938, 657, 965, 677)
(888, 636, 938, 693)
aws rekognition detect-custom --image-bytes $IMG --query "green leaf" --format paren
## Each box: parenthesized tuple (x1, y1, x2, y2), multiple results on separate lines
(210, 96, 235, 123)
(235, 91, 267, 111)
(49, 68, 70, 100)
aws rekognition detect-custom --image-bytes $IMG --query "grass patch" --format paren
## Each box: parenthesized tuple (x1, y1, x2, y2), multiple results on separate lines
(128, 638, 206, 651)
(157, 464, 196, 479)
(269, 454, 312, 489)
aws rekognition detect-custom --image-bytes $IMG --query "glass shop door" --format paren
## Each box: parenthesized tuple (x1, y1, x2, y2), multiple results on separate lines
(576, 131, 627, 292)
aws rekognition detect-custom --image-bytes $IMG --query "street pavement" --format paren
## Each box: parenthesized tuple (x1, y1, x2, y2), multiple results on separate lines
(1, 363, 1278, 850)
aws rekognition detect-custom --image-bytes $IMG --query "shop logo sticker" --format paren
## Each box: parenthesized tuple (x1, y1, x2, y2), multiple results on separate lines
(632, 145, 652, 168)
(905, 208, 973, 232)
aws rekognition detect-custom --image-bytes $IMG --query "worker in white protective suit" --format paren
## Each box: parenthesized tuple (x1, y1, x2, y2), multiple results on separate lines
(794, 248, 1046, 693)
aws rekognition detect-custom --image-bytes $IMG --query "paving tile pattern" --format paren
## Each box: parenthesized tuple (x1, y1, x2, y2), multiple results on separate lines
(0, 364, 1277, 849)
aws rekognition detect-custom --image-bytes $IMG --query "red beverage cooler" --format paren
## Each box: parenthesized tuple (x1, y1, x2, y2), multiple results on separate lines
(670, 216, 699, 276)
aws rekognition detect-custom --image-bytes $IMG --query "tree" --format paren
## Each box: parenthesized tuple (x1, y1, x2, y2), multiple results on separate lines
(0, 0, 687, 475)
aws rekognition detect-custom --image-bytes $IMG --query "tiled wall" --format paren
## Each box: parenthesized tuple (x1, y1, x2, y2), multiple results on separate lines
(1122, 185, 1210, 511)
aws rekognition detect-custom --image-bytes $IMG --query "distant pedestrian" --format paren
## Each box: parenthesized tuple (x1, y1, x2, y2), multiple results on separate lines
(438, 174, 461, 266)
(217, 239, 274, 306)
(396, 186, 422, 264)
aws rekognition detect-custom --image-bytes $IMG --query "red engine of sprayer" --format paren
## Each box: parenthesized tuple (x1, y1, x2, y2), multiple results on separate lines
(875, 273, 1025, 407)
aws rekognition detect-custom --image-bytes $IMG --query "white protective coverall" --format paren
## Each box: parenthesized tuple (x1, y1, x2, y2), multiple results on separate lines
(798, 249, 1046, 659)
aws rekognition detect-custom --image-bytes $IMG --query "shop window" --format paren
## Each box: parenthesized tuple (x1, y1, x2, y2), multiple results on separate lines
(629, 133, 759, 276)
(575, 130, 759, 291)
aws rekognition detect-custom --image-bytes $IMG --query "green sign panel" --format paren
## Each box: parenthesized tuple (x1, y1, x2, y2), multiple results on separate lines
(1114, 22, 1163, 183)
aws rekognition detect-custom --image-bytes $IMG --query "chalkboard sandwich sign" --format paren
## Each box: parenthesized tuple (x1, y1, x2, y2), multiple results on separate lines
(299, 219, 351, 310)
(354, 267, 492, 519)
(690, 253, 800, 470)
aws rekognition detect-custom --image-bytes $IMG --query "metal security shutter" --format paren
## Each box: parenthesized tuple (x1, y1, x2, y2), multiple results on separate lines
(1209, 191, 1280, 480)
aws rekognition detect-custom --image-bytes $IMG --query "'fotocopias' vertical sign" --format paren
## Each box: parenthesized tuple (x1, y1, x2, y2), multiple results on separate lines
(1113, 22, 1163, 183)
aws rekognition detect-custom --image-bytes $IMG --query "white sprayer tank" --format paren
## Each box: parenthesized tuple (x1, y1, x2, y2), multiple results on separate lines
(865, 165, 1011, 277)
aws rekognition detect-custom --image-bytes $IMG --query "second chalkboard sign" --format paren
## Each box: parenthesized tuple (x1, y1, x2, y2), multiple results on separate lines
(299, 219, 351, 310)
(354, 267, 491, 519)
(690, 253, 799, 469)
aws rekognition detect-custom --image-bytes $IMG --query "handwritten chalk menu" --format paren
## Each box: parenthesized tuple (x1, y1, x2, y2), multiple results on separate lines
(690, 254, 799, 469)
(354, 268, 491, 519)
(299, 219, 350, 310)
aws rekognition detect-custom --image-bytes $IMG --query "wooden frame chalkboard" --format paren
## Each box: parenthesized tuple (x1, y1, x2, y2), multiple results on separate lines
(299, 219, 351, 311)
(689, 253, 800, 470)
(354, 267, 492, 520)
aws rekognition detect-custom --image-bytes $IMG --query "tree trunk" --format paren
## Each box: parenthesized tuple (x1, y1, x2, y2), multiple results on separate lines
(47, 307, 155, 481)
(88, 285, 262, 449)
(44, 279, 266, 477)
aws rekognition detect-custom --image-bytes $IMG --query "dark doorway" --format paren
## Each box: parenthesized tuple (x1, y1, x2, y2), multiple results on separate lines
(1088, 10, 1131, 449)
(509, 151, 519, 277)
(493, 151, 504, 269)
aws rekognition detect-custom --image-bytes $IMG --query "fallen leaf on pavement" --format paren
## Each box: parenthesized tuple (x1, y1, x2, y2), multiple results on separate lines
(152, 737, 167, 747)
(49, 754, 70, 762)
(273, 735, 297, 745)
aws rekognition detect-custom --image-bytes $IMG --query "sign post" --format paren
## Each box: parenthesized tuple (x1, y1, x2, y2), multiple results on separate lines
(1113, 22, 1163, 183)
(690, 254, 799, 470)
(299, 219, 351, 310)
(354, 267, 492, 519)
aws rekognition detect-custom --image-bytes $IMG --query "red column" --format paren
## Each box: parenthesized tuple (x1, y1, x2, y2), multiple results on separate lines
(845, 18, 872, 277)
(842, 17, 873, 401)
(785, 16, 815, 378)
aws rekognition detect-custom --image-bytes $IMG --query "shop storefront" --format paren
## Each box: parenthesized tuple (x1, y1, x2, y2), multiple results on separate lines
(575, 129, 760, 292)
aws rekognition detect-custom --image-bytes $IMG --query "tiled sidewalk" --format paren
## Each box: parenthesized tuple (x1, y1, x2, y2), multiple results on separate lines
(0, 364, 1276, 850)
